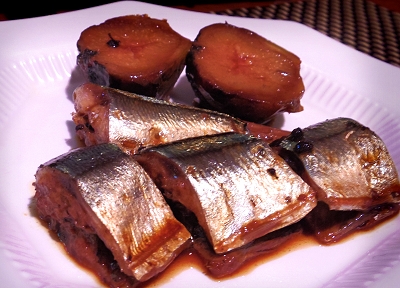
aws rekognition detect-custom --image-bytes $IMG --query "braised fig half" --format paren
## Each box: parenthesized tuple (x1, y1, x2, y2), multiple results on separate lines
(77, 14, 192, 99)
(186, 22, 305, 123)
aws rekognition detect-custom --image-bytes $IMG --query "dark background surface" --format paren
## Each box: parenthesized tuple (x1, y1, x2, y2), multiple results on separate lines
(1, 1, 268, 20)
(1, 0, 399, 20)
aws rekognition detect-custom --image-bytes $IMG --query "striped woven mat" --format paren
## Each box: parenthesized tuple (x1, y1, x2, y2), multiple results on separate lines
(213, 0, 400, 67)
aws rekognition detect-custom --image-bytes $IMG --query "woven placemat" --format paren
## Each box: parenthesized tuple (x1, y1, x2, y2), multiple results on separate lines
(213, 0, 400, 67)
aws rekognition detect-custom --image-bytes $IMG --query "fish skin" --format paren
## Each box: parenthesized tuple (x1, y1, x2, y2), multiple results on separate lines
(34, 143, 191, 282)
(277, 117, 400, 210)
(72, 82, 247, 154)
(136, 133, 316, 254)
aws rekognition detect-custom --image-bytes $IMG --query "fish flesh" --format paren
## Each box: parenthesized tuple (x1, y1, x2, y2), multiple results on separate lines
(273, 117, 400, 210)
(169, 200, 302, 278)
(271, 117, 400, 244)
(72, 82, 247, 154)
(135, 132, 316, 254)
(34, 143, 191, 286)
(33, 116, 400, 284)
(245, 121, 291, 144)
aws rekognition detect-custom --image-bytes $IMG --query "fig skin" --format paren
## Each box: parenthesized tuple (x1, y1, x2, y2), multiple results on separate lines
(77, 14, 192, 99)
(186, 22, 305, 124)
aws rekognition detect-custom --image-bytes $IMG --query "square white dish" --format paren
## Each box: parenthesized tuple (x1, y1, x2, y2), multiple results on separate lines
(1, 1, 400, 287)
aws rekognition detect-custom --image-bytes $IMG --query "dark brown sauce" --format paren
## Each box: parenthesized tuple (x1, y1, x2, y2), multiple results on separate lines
(33, 216, 107, 287)
(140, 232, 315, 287)
(31, 214, 393, 288)
(138, 209, 400, 287)
(75, 134, 86, 147)
(30, 175, 399, 287)
(29, 182, 106, 287)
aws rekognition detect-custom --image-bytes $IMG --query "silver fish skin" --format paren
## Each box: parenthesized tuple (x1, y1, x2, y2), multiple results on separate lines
(72, 82, 247, 154)
(136, 133, 316, 254)
(278, 117, 400, 210)
(34, 143, 191, 282)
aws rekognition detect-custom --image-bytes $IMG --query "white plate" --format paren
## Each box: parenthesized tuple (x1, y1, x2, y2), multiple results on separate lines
(1, 1, 400, 287)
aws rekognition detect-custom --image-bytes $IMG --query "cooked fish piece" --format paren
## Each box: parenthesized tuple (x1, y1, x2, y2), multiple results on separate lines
(245, 121, 290, 144)
(135, 133, 316, 254)
(34, 143, 191, 285)
(274, 117, 400, 210)
(169, 200, 302, 278)
(72, 82, 246, 154)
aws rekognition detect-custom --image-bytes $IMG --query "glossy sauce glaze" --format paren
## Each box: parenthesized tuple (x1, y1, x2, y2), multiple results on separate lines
(31, 181, 399, 288)
(141, 208, 399, 287)
(141, 232, 318, 287)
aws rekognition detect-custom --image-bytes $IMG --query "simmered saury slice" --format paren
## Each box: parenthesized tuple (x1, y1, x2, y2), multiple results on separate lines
(274, 117, 400, 210)
(34, 143, 191, 285)
(169, 200, 302, 277)
(135, 133, 316, 254)
(245, 121, 291, 144)
(72, 82, 246, 154)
